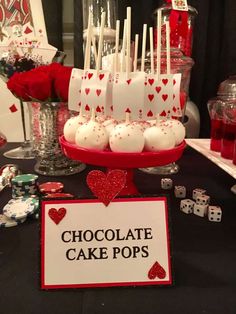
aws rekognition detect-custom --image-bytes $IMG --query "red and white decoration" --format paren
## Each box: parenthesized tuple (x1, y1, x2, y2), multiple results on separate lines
(41, 197, 172, 289)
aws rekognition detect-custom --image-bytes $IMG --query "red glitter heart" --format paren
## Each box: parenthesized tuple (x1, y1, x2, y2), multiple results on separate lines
(99, 74, 105, 80)
(148, 94, 154, 102)
(162, 94, 168, 102)
(148, 79, 154, 86)
(162, 79, 168, 85)
(148, 261, 166, 280)
(88, 73, 93, 80)
(86, 170, 127, 206)
(96, 89, 101, 96)
(48, 207, 66, 225)
(155, 86, 161, 94)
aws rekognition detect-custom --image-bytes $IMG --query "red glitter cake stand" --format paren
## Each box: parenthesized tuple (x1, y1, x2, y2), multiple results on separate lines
(60, 136, 186, 195)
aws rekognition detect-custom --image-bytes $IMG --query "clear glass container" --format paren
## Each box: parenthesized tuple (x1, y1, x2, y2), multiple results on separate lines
(153, 3, 198, 57)
(82, 0, 118, 68)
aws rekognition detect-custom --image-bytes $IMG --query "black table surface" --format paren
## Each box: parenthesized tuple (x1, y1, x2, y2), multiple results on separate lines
(0, 143, 236, 314)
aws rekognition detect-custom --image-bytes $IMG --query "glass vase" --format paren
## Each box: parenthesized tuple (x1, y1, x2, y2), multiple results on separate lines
(28, 102, 86, 176)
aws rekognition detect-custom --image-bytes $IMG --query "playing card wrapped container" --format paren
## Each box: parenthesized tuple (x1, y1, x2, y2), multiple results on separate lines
(28, 102, 86, 176)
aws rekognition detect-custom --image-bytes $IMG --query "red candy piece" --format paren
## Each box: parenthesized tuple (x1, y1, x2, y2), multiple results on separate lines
(39, 182, 64, 194)
(48, 207, 66, 225)
(86, 170, 126, 206)
(148, 261, 166, 280)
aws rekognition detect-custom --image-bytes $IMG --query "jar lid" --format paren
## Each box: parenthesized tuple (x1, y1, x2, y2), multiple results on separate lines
(217, 76, 236, 97)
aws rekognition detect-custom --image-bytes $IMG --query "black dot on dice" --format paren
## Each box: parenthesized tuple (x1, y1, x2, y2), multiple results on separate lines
(197, 209, 199, 212)
(217, 218, 220, 221)
(211, 218, 213, 220)
(218, 213, 221, 215)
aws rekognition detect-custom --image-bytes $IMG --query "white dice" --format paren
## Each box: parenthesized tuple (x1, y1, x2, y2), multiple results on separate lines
(196, 194, 210, 206)
(180, 199, 195, 214)
(208, 206, 222, 222)
(193, 203, 208, 217)
(192, 188, 206, 200)
(174, 186, 186, 198)
(161, 178, 173, 190)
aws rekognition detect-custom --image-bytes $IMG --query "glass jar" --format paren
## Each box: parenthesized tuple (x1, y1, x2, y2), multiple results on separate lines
(82, 0, 118, 68)
(207, 76, 236, 152)
(153, 3, 198, 57)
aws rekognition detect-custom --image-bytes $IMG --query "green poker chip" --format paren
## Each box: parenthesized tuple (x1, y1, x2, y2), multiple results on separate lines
(12, 174, 38, 186)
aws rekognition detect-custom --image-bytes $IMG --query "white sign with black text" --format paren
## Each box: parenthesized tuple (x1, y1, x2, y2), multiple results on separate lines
(41, 197, 172, 289)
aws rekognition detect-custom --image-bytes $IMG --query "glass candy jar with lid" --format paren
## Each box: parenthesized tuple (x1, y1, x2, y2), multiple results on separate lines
(153, 1, 198, 57)
(207, 76, 236, 152)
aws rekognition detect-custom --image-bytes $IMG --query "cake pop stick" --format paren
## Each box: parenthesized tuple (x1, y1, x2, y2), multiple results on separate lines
(126, 7, 132, 78)
(133, 34, 139, 72)
(166, 21, 171, 75)
(121, 19, 127, 72)
(149, 27, 154, 74)
(141, 24, 147, 72)
(156, 10, 162, 78)
(96, 11, 106, 74)
(84, 11, 92, 70)
(91, 28, 98, 67)
(114, 20, 120, 72)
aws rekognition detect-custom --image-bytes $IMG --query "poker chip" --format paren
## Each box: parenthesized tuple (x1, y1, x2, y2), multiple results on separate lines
(45, 193, 74, 198)
(12, 174, 38, 186)
(3, 197, 37, 220)
(39, 182, 64, 194)
(0, 214, 18, 227)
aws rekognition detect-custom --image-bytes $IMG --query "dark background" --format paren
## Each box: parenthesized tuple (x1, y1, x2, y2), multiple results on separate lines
(42, 0, 236, 137)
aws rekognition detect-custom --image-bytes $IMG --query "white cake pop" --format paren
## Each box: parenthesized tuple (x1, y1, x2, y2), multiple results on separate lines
(63, 111, 87, 143)
(144, 116, 176, 152)
(109, 113, 145, 153)
(162, 119, 186, 146)
(75, 109, 109, 151)
(103, 118, 118, 136)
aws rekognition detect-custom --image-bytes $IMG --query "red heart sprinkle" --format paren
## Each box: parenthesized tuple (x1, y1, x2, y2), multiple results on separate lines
(162, 79, 168, 85)
(148, 94, 154, 102)
(85, 88, 90, 95)
(96, 89, 101, 96)
(148, 79, 154, 86)
(48, 207, 66, 225)
(148, 261, 166, 280)
(99, 74, 105, 80)
(86, 170, 127, 206)
(147, 110, 153, 117)
(162, 94, 168, 102)
(88, 73, 93, 80)
(127, 79, 132, 85)
(155, 86, 161, 93)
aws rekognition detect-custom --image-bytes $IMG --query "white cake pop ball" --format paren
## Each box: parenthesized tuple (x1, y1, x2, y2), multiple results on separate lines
(103, 119, 118, 136)
(109, 113, 145, 153)
(75, 110, 109, 151)
(144, 125, 176, 152)
(63, 113, 87, 143)
(162, 119, 186, 146)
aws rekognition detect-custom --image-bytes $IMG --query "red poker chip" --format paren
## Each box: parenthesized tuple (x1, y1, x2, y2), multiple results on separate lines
(39, 182, 64, 194)
(45, 193, 74, 198)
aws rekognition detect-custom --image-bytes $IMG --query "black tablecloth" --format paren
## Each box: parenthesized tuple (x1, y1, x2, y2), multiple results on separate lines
(0, 144, 236, 314)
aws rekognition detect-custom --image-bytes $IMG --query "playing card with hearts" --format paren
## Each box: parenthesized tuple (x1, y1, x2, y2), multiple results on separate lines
(112, 72, 146, 120)
(172, 0, 188, 11)
(41, 197, 172, 289)
(80, 69, 110, 116)
(144, 73, 182, 118)
(68, 68, 84, 112)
